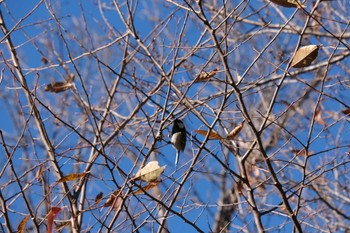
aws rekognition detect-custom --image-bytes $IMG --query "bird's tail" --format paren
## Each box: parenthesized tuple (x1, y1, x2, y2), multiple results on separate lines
(175, 150, 180, 170)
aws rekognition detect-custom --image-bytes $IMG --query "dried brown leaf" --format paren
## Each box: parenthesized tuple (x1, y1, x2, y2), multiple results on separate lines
(270, 0, 305, 8)
(291, 45, 319, 68)
(135, 181, 161, 195)
(17, 215, 29, 233)
(45, 81, 73, 93)
(104, 191, 117, 207)
(226, 121, 244, 140)
(104, 190, 123, 210)
(195, 129, 223, 140)
(194, 68, 219, 82)
(58, 172, 89, 183)
(134, 161, 166, 182)
(342, 108, 350, 115)
(95, 192, 103, 205)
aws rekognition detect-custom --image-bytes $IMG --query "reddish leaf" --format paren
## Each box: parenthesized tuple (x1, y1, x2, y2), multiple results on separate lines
(47, 207, 61, 233)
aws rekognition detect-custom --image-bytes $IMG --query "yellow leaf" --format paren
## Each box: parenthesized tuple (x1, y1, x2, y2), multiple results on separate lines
(17, 215, 29, 233)
(135, 181, 161, 194)
(226, 121, 244, 140)
(195, 129, 223, 140)
(58, 172, 89, 183)
(291, 45, 319, 68)
(95, 192, 103, 205)
(270, 0, 305, 8)
(134, 161, 166, 182)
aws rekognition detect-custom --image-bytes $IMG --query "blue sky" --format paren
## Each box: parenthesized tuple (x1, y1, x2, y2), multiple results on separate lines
(1, 0, 350, 232)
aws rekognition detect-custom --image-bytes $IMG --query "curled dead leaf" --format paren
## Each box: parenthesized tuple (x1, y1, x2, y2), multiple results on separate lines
(195, 129, 223, 140)
(135, 181, 161, 195)
(45, 74, 74, 93)
(134, 161, 166, 182)
(104, 190, 123, 210)
(194, 68, 219, 82)
(270, 0, 305, 8)
(226, 121, 244, 140)
(47, 207, 61, 233)
(95, 192, 103, 205)
(291, 45, 319, 68)
(341, 108, 350, 116)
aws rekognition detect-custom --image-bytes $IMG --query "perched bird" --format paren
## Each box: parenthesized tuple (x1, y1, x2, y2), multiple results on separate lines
(171, 119, 187, 168)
